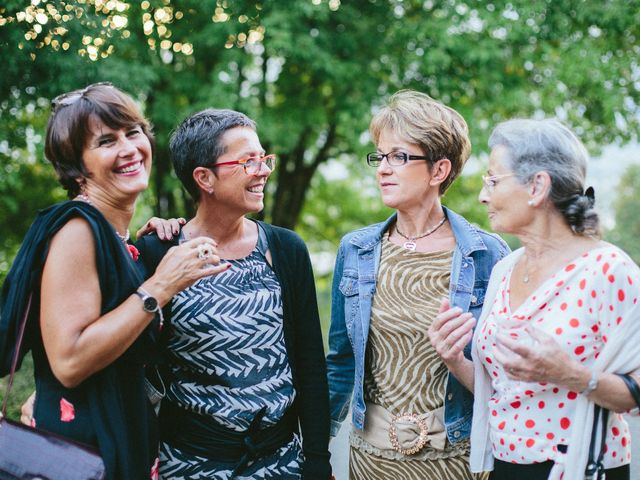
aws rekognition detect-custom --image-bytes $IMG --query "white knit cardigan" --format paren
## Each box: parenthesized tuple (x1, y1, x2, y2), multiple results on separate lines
(469, 247, 640, 480)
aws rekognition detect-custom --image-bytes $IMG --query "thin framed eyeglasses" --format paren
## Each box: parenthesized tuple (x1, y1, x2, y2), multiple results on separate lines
(210, 154, 276, 175)
(481, 173, 515, 191)
(51, 82, 114, 111)
(366, 151, 435, 167)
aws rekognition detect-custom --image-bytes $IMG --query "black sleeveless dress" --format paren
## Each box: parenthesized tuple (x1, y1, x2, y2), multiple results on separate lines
(0, 201, 160, 480)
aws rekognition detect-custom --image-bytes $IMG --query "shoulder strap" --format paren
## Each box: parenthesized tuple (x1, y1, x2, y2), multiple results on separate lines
(616, 373, 640, 409)
(255, 223, 269, 258)
(585, 405, 610, 480)
(1, 294, 32, 416)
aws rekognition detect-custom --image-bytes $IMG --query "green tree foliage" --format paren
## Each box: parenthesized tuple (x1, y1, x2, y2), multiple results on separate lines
(2, 0, 639, 225)
(607, 164, 640, 264)
(0, 97, 67, 283)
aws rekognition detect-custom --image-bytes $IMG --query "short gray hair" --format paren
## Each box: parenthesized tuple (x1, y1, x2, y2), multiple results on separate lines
(489, 119, 599, 236)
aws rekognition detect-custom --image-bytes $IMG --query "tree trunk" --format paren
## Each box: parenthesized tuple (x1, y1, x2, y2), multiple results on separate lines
(270, 162, 317, 229)
(270, 122, 337, 229)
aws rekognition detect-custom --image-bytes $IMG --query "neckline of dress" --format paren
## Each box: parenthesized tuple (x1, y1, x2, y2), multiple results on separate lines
(505, 244, 615, 315)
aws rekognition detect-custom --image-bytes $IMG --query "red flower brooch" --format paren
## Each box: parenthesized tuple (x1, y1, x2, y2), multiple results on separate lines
(60, 397, 75, 422)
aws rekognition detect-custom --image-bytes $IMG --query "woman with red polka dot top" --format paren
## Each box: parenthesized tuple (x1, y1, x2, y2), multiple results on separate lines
(438, 119, 640, 480)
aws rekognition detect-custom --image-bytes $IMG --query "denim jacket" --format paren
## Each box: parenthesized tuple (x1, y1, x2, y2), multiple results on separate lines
(326, 207, 509, 444)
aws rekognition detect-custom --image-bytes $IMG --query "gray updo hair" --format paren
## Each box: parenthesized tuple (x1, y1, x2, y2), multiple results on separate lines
(489, 119, 600, 236)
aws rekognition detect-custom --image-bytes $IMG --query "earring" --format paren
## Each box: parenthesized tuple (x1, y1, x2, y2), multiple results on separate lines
(527, 199, 534, 206)
(208, 189, 213, 195)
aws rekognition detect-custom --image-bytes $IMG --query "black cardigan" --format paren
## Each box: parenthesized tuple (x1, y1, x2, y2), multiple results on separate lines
(136, 220, 332, 479)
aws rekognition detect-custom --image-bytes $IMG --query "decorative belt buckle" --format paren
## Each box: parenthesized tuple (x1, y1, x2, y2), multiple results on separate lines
(388, 412, 429, 455)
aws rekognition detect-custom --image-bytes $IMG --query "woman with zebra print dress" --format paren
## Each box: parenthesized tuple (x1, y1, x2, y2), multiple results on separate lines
(326, 90, 509, 479)
(137, 109, 333, 479)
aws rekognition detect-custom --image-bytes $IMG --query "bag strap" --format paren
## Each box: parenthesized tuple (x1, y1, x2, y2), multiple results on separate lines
(616, 373, 640, 409)
(1, 294, 33, 417)
(584, 405, 610, 480)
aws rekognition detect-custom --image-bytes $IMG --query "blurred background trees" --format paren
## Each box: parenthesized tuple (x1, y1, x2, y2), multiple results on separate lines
(1, 0, 639, 284)
(608, 164, 640, 262)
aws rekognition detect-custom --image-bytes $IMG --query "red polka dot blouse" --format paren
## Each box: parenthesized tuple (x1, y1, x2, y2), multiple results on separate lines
(477, 245, 637, 468)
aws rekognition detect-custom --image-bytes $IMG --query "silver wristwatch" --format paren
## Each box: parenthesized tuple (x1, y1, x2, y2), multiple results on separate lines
(135, 287, 164, 329)
(581, 370, 599, 396)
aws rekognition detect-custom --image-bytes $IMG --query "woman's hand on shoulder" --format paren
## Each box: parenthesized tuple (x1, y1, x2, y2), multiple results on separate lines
(135, 216, 186, 240)
(144, 236, 231, 302)
(428, 298, 475, 369)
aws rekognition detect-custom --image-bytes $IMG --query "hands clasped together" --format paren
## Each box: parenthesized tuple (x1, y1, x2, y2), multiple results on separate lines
(493, 326, 574, 386)
(429, 298, 575, 388)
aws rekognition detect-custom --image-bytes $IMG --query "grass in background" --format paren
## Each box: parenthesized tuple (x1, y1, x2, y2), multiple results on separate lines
(0, 353, 35, 421)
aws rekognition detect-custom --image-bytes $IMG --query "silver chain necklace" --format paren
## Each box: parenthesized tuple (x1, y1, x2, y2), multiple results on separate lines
(395, 216, 447, 251)
(75, 194, 129, 243)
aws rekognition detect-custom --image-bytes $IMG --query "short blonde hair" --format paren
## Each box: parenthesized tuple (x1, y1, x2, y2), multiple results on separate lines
(369, 90, 471, 194)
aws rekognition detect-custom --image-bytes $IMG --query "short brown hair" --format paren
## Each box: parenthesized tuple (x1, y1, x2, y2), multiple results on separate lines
(45, 83, 154, 198)
(369, 90, 471, 194)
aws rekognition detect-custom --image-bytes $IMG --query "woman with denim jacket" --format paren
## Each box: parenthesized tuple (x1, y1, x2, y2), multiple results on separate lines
(326, 90, 509, 479)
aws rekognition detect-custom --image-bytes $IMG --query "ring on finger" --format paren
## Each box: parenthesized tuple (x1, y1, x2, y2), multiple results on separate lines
(197, 243, 213, 260)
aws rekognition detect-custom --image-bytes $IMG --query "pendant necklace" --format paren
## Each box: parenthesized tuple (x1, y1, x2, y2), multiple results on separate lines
(395, 216, 447, 251)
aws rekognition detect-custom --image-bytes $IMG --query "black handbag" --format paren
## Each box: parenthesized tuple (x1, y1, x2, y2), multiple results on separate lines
(0, 295, 106, 480)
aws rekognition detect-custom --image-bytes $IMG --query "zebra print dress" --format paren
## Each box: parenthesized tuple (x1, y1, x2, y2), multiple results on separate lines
(159, 229, 302, 479)
(349, 234, 485, 480)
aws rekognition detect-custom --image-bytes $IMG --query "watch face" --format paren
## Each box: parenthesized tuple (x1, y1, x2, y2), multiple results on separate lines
(143, 296, 159, 312)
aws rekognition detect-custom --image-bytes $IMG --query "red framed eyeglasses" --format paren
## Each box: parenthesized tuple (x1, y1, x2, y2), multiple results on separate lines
(210, 154, 276, 175)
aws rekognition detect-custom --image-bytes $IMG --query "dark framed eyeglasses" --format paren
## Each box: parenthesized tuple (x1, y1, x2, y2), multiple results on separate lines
(366, 151, 435, 167)
(51, 82, 114, 111)
(208, 154, 276, 175)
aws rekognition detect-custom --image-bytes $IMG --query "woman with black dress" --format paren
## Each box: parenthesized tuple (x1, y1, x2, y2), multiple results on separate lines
(0, 83, 227, 479)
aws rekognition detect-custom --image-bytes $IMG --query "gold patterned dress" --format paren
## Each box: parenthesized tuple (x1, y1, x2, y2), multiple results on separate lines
(349, 234, 484, 480)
